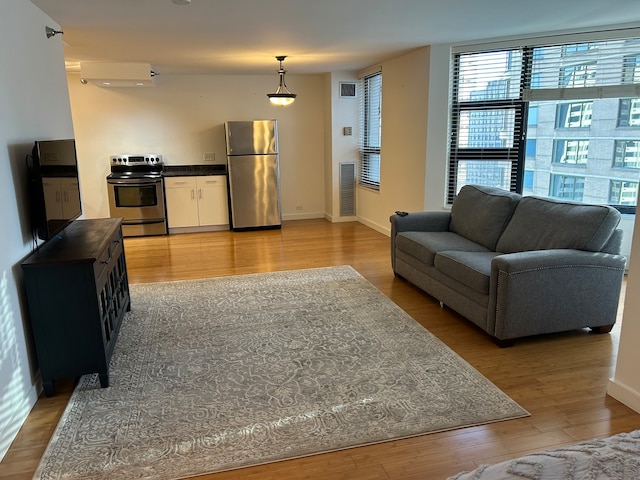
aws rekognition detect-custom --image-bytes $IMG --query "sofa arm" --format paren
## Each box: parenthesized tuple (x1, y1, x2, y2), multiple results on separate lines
(390, 211, 451, 234)
(390, 211, 451, 272)
(487, 249, 626, 341)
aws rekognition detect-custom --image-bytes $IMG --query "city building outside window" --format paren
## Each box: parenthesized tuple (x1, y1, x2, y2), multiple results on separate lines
(550, 174, 585, 201)
(553, 139, 589, 165)
(614, 140, 640, 168)
(448, 37, 640, 212)
(556, 102, 592, 128)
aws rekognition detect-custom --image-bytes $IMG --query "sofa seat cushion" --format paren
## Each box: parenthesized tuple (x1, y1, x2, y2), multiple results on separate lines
(496, 195, 621, 253)
(449, 185, 521, 250)
(434, 251, 502, 294)
(395, 231, 491, 267)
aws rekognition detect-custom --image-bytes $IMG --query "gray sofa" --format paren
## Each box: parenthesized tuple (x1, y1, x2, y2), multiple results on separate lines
(390, 185, 627, 346)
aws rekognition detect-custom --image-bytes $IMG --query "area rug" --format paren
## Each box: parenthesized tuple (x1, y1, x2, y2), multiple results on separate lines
(34, 265, 528, 480)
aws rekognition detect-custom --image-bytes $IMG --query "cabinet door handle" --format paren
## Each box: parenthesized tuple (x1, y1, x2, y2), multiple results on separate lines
(199, 189, 203, 199)
(191, 189, 195, 200)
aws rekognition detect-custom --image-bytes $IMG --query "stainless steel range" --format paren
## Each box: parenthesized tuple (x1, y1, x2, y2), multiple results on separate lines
(106, 154, 167, 236)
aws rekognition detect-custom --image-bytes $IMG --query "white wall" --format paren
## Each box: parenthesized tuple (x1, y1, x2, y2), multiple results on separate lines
(324, 72, 360, 221)
(0, 0, 75, 461)
(66, 72, 326, 221)
(608, 211, 640, 411)
(357, 47, 431, 234)
(424, 44, 453, 211)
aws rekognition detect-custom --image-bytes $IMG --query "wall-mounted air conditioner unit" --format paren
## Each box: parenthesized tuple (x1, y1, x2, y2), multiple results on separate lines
(80, 62, 156, 87)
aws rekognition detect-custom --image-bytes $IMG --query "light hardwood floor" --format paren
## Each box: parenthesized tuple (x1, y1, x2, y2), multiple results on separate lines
(2, 218, 639, 479)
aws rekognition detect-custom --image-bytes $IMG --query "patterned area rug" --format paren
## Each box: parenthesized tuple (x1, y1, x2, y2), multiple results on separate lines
(34, 265, 528, 480)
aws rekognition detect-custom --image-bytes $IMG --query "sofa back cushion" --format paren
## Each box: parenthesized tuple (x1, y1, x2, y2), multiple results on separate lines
(449, 185, 521, 250)
(496, 195, 621, 253)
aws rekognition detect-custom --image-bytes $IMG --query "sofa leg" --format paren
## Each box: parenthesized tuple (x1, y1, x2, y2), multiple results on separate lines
(493, 337, 515, 348)
(590, 324, 615, 334)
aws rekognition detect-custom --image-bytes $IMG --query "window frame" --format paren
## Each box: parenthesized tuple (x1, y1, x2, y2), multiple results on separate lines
(550, 174, 585, 201)
(448, 36, 640, 213)
(447, 49, 527, 203)
(359, 71, 382, 191)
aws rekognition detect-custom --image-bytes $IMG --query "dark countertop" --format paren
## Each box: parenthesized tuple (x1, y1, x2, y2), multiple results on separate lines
(162, 164, 227, 176)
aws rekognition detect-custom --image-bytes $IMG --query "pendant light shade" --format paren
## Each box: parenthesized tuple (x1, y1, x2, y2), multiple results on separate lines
(267, 56, 296, 106)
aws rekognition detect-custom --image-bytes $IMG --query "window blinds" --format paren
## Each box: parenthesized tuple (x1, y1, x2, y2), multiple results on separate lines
(448, 49, 525, 202)
(525, 38, 640, 101)
(359, 72, 382, 189)
(448, 35, 640, 204)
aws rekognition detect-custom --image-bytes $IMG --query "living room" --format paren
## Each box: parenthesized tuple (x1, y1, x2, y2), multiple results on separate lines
(3, 0, 640, 478)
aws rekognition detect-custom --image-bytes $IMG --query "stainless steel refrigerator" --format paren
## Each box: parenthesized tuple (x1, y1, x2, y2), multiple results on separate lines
(224, 120, 282, 230)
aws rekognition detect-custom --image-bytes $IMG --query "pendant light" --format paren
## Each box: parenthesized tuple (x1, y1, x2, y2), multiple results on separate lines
(267, 56, 297, 106)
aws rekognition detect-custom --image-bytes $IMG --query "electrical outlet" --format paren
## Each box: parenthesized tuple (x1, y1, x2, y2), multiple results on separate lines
(203, 152, 215, 162)
(296, 205, 303, 211)
(343, 126, 352, 136)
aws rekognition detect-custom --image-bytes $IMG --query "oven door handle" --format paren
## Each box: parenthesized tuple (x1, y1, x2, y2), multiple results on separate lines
(107, 178, 162, 185)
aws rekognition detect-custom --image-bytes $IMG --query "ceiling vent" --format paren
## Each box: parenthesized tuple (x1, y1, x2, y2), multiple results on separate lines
(80, 62, 156, 87)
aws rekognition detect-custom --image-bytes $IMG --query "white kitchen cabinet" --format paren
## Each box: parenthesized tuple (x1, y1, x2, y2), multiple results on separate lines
(164, 175, 229, 232)
(42, 177, 82, 219)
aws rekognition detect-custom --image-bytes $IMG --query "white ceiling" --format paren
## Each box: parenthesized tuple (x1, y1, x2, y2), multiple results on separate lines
(31, 0, 640, 76)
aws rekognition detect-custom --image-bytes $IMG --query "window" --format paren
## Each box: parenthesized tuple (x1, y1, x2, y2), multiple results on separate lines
(618, 98, 640, 127)
(556, 102, 592, 128)
(562, 43, 598, 55)
(610, 180, 639, 205)
(560, 62, 597, 88)
(526, 139, 537, 159)
(622, 54, 640, 84)
(613, 140, 640, 168)
(550, 175, 584, 201)
(523, 170, 534, 191)
(359, 72, 382, 190)
(528, 106, 539, 126)
(449, 37, 640, 212)
(553, 140, 589, 165)
(447, 50, 524, 201)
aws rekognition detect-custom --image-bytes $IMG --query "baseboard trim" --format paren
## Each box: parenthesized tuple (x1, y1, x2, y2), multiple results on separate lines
(281, 212, 324, 221)
(357, 216, 390, 236)
(168, 225, 229, 234)
(607, 378, 640, 414)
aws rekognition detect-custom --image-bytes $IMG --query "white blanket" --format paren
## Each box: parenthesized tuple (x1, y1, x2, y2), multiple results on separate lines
(448, 430, 640, 479)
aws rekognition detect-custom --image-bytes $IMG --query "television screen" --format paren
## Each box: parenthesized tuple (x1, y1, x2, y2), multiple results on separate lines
(28, 139, 83, 241)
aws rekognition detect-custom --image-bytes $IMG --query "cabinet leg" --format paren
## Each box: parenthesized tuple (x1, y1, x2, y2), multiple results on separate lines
(42, 379, 55, 397)
(99, 373, 110, 388)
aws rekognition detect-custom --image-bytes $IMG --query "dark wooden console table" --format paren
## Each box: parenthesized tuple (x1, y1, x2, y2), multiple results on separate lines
(22, 218, 130, 396)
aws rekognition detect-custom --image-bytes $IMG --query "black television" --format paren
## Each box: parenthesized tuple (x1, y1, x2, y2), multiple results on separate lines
(28, 139, 83, 242)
